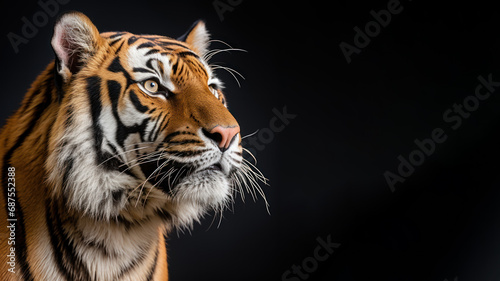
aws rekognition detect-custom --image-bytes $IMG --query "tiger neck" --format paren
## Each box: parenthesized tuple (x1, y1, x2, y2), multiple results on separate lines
(47, 198, 164, 280)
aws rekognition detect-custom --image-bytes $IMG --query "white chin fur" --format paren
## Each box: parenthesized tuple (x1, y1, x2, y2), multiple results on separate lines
(173, 170, 230, 208)
(166, 170, 231, 230)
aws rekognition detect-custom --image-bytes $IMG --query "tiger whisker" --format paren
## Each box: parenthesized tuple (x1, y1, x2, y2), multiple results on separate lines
(211, 65, 245, 80)
(97, 145, 153, 169)
(242, 147, 258, 165)
(203, 47, 247, 62)
(231, 171, 245, 202)
(206, 39, 234, 49)
(227, 156, 270, 214)
(210, 65, 245, 88)
(242, 158, 268, 183)
(118, 151, 165, 175)
(241, 130, 259, 140)
(130, 157, 172, 206)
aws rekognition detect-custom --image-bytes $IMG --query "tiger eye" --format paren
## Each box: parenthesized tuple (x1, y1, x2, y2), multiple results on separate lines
(143, 79, 159, 93)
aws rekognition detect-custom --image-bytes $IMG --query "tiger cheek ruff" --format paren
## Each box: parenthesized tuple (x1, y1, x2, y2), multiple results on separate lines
(0, 11, 266, 281)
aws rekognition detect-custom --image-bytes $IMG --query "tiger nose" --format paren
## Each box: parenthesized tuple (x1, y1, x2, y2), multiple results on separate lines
(204, 125, 240, 152)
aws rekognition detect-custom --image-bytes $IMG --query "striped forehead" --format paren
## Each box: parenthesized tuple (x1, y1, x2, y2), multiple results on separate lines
(114, 34, 211, 91)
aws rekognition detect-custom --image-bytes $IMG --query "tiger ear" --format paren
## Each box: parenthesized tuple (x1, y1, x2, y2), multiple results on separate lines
(51, 11, 105, 81)
(177, 20, 210, 57)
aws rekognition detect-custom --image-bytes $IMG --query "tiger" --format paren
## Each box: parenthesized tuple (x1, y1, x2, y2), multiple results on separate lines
(0, 11, 265, 281)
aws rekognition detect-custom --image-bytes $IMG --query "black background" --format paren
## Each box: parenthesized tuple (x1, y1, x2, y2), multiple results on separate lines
(2, 1, 500, 280)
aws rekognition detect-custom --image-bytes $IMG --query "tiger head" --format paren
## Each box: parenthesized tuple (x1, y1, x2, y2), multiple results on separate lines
(46, 12, 262, 229)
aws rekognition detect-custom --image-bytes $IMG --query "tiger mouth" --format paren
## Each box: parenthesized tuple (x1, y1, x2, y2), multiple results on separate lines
(139, 160, 224, 192)
(200, 163, 223, 172)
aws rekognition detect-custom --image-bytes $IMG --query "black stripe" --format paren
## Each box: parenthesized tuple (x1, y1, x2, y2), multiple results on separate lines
(52, 61, 64, 102)
(108, 79, 132, 149)
(108, 32, 126, 39)
(166, 149, 208, 157)
(177, 51, 199, 59)
(19, 89, 41, 114)
(132, 67, 155, 74)
(86, 76, 107, 166)
(108, 80, 150, 147)
(45, 201, 70, 279)
(144, 59, 161, 78)
(69, 228, 114, 259)
(168, 139, 202, 146)
(108, 57, 133, 86)
(107, 80, 127, 148)
(63, 103, 75, 130)
(62, 157, 74, 191)
(107, 142, 125, 164)
(87, 77, 132, 174)
(106, 142, 136, 177)
(153, 114, 170, 141)
(148, 113, 163, 142)
(158, 47, 177, 54)
(46, 200, 91, 281)
(128, 36, 138, 45)
(171, 56, 181, 75)
(156, 40, 190, 49)
(1, 84, 53, 280)
(163, 131, 197, 142)
(108, 38, 122, 47)
(140, 36, 189, 48)
(114, 40, 126, 54)
(137, 42, 156, 49)
(190, 113, 201, 126)
(145, 49, 160, 56)
(171, 61, 179, 75)
(177, 61, 186, 77)
(184, 58, 208, 77)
